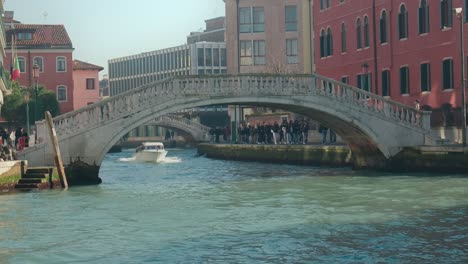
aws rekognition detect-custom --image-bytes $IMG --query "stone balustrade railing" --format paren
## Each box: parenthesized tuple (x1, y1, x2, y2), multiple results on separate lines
(44, 74, 430, 140)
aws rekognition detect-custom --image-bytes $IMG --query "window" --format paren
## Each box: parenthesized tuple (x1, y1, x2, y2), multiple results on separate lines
(33, 57, 44, 72)
(18, 57, 26, 73)
(286, 39, 298, 64)
(418, 0, 430, 34)
(400, 66, 410, 94)
(213, 48, 220, 66)
(253, 7, 265, 32)
(320, 28, 333, 57)
(327, 28, 333, 56)
(221, 48, 227, 66)
(240, 40, 253, 65)
(382, 70, 390, 96)
(253, 40, 265, 65)
(364, 16, 370, 47)
(341, 76, 349, 84)
(239, 7, 252, 33)
(17, 32, 32, 40)
(357, 73, 372, 91)
(380, 11, 388, 43)
(320, 0, 331, 10)
(57, 85, 67, 102)
(320, 29, 326, 58)
(205, 48, 212, 66)
(56, 57, 66, 72)
(198, 48, 204, 66)
(356, 18, 362, 49)
(86, 78, 95, 90)
(442, 59, 454, 90)
(285, 5, 297, 31)
(440, 0, 453, 29)
(420, 63, 431, 92)
(341, 23, 347, 52)
(465, 0, 468, 22)
(398, 5, 408, 39)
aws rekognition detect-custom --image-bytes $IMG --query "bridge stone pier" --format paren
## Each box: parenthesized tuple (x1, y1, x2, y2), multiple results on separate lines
(19, 74, 432, 184)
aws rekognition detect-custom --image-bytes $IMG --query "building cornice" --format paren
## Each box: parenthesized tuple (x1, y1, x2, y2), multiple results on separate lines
(5, 48, 74, 53)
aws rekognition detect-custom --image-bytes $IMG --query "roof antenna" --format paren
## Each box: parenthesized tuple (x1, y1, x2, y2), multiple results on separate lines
(42, 11, 48, 23)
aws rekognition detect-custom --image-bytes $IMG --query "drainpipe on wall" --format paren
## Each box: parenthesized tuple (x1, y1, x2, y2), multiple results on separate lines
(372, 0, 379, 95)
(309, 0, 314, 73)
(28, 50, 32, 87)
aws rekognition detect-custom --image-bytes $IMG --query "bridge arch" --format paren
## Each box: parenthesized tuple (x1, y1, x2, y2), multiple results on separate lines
(20, 74, 432, 181)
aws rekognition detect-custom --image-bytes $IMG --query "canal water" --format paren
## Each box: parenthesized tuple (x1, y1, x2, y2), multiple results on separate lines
(1, 148, 467, 263)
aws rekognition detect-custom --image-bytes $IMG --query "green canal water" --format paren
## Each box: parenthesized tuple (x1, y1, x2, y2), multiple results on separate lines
(1, 148, 467, 263)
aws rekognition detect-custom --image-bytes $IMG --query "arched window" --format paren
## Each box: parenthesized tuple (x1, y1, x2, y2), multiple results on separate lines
(356, 18, 362, 49)
(398, 5, 408, 39)
(440, 0, 453, 28)
(364, 16, 370, 47)
(327, 27, 333, 56)
(419, 0, 430, 34)
(57, 85, 67, 102)
(341, 23, 347, 52)
(320, 29, 326, 58)
(380, 10, 388, 43)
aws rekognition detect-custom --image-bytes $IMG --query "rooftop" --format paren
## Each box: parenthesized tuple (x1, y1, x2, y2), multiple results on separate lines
(6, 24, 73, 49)
(73, 60, 104, 71)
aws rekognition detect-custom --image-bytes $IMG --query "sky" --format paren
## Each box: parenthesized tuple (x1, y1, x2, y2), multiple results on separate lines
(5, 0, 226, 78)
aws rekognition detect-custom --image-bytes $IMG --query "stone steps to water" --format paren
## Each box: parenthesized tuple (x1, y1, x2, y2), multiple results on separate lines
(23, 173, 47, 179)
(14, 183, 40, 190)
(14, 167, 54, 191)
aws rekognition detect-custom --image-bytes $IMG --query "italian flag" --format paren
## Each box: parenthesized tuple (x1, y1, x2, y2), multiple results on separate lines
(11, 55, 20, 81)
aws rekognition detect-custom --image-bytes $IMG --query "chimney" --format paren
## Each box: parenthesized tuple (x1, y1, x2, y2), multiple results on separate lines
(4, 11, 14, 20)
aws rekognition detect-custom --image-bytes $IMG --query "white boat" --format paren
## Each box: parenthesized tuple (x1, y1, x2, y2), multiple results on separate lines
(135, 142, 168, 162)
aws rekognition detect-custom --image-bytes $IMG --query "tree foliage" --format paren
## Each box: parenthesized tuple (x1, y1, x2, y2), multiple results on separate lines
(2, 82, 61, 124)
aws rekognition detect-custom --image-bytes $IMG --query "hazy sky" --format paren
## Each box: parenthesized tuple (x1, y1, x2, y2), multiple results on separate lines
(5, 0, 226, 77)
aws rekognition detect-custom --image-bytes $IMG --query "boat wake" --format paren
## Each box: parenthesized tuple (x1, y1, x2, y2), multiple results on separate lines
(159, 157, 182, 164)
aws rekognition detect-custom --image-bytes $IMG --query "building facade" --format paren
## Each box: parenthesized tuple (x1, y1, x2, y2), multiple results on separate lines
(187, 17, 225, 44)
(72, 60, 103, 110)
(0, 1, 9, 110)
(4, 12, 75, 114)
(315, 0, 468, 126)
(225, 0, 314, 74)
(108, 42, 227, 96)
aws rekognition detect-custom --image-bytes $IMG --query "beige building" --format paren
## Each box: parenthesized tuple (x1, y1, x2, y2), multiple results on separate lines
(224, 0, 314, 74)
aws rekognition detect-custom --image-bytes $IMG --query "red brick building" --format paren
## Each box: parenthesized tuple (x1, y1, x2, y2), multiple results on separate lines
(4, 13, 74, 114)
(315, 0, 468, 125)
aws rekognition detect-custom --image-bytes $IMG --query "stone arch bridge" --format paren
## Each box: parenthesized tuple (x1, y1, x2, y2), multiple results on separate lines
(143, 114, 211, 142)
(19, 74, 432, 182)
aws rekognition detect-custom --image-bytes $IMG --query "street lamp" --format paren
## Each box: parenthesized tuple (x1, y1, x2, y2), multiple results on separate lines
(32, 64, 40, 144)
(455, 7, 466, 147)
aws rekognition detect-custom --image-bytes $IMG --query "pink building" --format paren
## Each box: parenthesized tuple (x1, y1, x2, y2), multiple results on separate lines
(225, 0, 314, 74)
(4, 13, 75, 114)
(314, 0, 468, 127)
(72, 60, 103, 110)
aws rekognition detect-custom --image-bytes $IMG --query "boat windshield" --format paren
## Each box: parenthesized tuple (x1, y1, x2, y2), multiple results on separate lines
(145, 145, 163, 150)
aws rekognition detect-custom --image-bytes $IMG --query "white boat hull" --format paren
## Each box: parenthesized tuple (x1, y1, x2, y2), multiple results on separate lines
(135, 150, 168, 163)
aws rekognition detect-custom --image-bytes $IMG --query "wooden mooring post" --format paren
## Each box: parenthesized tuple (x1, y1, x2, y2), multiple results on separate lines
(45, 111, 68, 189)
